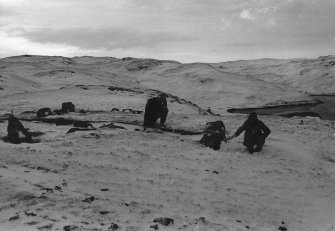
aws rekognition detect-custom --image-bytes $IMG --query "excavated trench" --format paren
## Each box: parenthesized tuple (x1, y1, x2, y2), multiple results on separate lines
(227, 95, 335, 121)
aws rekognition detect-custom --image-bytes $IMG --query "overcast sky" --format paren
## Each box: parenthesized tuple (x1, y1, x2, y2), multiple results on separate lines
(0, 0, 335, 62)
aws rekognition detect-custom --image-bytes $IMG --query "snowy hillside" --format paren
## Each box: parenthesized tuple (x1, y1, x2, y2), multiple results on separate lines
(0, 55, 314, 116)
(0, 55, 334, 231)
(212, 56, 335, 95)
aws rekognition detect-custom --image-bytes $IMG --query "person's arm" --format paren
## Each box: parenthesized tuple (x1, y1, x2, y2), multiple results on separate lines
(143, 103, 150, 128)
(161, 98, 167, 107)
(260, 121, 271, 138)
(230, 122, 247, 139)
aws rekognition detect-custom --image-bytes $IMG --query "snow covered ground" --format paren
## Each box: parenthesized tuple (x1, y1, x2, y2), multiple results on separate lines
(212, 56, 335, 95)
(0, 55, 334, 231)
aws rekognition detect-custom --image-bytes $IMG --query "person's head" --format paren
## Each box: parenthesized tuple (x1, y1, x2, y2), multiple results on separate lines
(248, 112, 258, 125)
(158, 93, 168, 98)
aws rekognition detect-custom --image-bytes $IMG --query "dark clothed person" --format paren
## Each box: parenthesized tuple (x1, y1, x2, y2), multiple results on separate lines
(7, 115, 31, 144)
(231, 112, 270, 153)
(200, 120, 227, 150)
(143, 96, 168, 128)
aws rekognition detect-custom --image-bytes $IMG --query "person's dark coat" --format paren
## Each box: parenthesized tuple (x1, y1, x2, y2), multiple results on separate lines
(200, 120, 227, 150)
(143, 96, 168, 127)
(234, 112, 270, 153)
(7, 115, 31, 143)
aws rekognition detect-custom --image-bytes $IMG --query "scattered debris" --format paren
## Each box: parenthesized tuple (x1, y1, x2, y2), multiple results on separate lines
(43, 187, 53, 193)
(153, 217, 174, 226)
(38, 224, 53, 230)
(88, 133, 100, 138)
(0, 164, 7, 168)
(37, 108, 52, 118)
(26, 221, 39, 225)
(62, 102, 75, 113)
(100, 123, 126, 129)
(108, 86, 143, 94)
(108, 223, 120, 230)
(82, 196, 95, 203)
(150, 224, 159, 230)
(54, 109, 66, 115)
(195, 217, 207, 224)
(122, 108, 133, 113)
(25, 211, 37, 217)
(154, 126, 203, 135)
(278, 226, 287, 231)
(14, 191, 37, 201)
(9, 214, 20, 221)
(55, 118, 74, 126)
(124, 201, 139, 207)
(62, 180, 68, 187)
(212, 170, 219, 174)
(39, 193, 47, 199)
(66, 127, 96, 134)
(63, 225, 78, 231)
(54, 186, 62, 191)
(36, 166, 51, 173)
(99, 211, 110, 215)
(73, 121, 93, 128)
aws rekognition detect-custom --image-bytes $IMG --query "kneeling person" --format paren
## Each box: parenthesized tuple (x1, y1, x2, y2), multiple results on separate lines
(230, 112, 270, 154)
(7, 113, 31, 144)
(200, 120, 227, 150)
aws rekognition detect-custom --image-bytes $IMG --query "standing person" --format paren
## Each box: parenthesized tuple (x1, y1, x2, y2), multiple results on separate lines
(229, 112, 270, 154)
(143, 94, 169, 129)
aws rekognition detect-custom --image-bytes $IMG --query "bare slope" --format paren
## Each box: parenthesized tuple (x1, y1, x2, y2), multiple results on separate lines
(212, 56, 335, 95)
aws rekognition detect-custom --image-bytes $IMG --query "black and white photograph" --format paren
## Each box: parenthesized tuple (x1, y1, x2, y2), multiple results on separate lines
(0, 0, 334, 230)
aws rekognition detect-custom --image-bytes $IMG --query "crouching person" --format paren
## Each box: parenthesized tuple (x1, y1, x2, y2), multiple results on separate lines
(200, 120, 227, 150)
(143, 94, 169, 129)
(230, 112, 270, 154)
(7, 113, 31, 144)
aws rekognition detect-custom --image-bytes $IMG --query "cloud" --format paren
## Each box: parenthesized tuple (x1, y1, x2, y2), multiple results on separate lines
(219, 17, 232, 31)
(19, 27, 195, 50)
(1, 0, 335, 62)
(240, 9, 256, 21)
(0, 30, 86, 58)
(0, 3, 16, 17)
(221, 42, 266, 48)
(239, 7, 278, 25)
